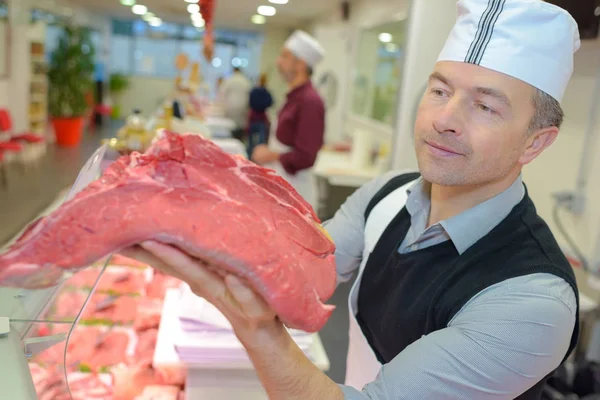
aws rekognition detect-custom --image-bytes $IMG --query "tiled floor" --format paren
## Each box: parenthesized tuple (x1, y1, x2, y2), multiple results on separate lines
(0, 121, 353, 383)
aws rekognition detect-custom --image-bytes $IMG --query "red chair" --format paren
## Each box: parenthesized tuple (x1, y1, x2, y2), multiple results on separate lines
(0, 108, 45, 144)
(0, 108, 46, 170)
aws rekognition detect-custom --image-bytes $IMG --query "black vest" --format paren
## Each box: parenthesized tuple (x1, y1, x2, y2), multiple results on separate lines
(356, 173, 579, 400)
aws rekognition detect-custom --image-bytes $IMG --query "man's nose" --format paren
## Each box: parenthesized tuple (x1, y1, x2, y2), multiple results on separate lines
(432, 97, 464, 136)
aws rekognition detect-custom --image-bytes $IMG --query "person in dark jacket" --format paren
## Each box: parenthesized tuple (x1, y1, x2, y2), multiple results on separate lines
(246, 73, 274, 158)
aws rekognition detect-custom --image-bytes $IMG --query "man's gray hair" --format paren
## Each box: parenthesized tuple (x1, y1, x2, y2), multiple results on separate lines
(529, 89, 564, 133)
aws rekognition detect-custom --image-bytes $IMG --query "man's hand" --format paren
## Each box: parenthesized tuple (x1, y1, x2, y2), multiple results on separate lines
(120, 241, 278, 337)
(251, 144, 279, 165)
(120, 241, 344, 400)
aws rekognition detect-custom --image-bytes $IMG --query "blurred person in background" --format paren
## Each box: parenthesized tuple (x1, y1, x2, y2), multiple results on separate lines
(251, 30, 325, 209)
(247, 73, 274, 158)
(221, 67, 251, 141)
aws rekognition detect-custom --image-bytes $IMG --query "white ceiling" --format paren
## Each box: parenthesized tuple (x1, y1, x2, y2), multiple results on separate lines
(60, 0, 341, 31)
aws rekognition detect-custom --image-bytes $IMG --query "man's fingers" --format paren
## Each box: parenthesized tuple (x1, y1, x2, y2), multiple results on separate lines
(118, 246, 168, 273)
(140, 240, 225, 297)
(225, 275, 274, 321)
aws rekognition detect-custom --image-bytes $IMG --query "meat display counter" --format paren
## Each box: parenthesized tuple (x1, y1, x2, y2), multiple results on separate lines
(0, 145, 110, 399)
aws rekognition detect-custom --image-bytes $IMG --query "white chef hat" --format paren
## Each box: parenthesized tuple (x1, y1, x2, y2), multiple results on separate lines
(284, 30, 325, 67)
(437, 0, 581, 102)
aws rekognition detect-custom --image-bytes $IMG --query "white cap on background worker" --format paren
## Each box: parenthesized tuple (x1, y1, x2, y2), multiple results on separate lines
(284, 30, 325, 67)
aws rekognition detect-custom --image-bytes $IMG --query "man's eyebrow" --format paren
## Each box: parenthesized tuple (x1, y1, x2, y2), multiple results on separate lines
(429, 72, 450, 86)
(475, 86, 512, 108)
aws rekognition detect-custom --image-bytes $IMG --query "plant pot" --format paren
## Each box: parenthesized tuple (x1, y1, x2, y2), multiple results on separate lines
(52, 117, 84, 147)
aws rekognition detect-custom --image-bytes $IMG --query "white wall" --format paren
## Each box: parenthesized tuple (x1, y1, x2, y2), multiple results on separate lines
(309, 0, 412, 144)
(0, 80, 7, 107)
(258, 26, 292, 122)
(118, 76, 175, 117)
(392, 0, 600, 266)
(311, 23, 353, 144)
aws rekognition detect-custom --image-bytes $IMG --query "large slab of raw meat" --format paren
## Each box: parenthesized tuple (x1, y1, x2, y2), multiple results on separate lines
(0, 131, 336, 332)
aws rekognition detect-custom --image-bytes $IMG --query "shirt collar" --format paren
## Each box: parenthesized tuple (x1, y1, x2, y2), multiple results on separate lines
(405, 175, 525, 254)
(287, 81, 312, 100)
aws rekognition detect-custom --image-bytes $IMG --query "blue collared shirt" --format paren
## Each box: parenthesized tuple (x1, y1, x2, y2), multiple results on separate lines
(324, 171, 577, 400)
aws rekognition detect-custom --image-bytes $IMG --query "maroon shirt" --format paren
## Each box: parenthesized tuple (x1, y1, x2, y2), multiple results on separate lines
(275, 82, 325, 175)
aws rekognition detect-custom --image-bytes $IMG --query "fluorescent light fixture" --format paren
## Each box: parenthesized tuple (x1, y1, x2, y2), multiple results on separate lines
(120, 0, 136, 5)
(257, 5, 276, 16)
(149, 17, 162, 26)
(212, 58, 222, 68)
(191, 12, 203, 21)
(142, 12, 155, 21)
(378, 32, 392, 43)
(187, 4, 200, 13)
(269, 0, 288, 4)
(251, 14, 266, 24)
(184, 0, 197, 3)
(132, 4, 147, 15)
(193, 18, 205, 28)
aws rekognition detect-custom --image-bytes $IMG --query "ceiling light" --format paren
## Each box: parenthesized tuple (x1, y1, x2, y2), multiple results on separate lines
(132, 4, 147, 15)
(184, 0, 197, 3)
(187, 4, 200, 13)
(193, 18, 205, 28)
(191, 12, 203, 21)
(257, 5, 276, 16)
(212, 58, 222, 68)
(149, 17, 162, 26)
(251, 14, 266, 24)
(378, 32, 393, 43)
(269, 0, 288, 3)
(120, 0, 136, 5)
(142, 12, 155, 21)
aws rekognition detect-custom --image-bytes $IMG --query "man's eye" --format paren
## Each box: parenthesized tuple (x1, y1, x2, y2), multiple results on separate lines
(431, 89, 445, 97)
(477, 103, 495, 114)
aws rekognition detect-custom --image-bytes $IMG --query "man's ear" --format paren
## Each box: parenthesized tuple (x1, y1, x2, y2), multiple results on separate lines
(519, 127, 559, 165)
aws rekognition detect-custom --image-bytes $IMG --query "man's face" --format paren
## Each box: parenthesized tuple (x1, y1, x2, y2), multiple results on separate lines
(276, 48, 302, 83)
(414, 61, 543, 187)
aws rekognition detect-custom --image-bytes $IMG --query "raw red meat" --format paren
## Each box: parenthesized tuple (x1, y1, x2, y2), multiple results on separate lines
(35, 326, 130, 370)
(84, 295, 138, 324)
(0, 131, 336, 332)
(112, 362, 166, 400)
(134, 385, 181, 400)
(85, 329, 130, 370)
(35, 326, 102, 365)
(67, 267, 147, 294)
(146, 272, 182, 299)
(51, 291, 138, 323)
(134, 299, 163, 331)
(134, 328, 158, 362)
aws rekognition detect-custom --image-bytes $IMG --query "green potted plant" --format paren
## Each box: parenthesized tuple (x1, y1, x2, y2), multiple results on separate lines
(109, 73, 130, 120)
(47, 24, 95, 147)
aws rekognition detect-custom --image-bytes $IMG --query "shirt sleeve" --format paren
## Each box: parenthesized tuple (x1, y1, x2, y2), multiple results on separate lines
(278, 98, 325, 175)
(322, 170, 410, 284)
(338, 273, 577, 400)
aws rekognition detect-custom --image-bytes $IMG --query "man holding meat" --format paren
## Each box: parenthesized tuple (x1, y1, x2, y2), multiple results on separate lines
(125, 0, 581, 398)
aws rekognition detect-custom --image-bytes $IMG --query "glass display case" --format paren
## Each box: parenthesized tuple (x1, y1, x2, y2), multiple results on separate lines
(0, 145, 109, 399)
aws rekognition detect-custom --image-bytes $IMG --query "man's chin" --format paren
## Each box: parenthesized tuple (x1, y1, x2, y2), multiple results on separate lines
(417, 161, 467, 187)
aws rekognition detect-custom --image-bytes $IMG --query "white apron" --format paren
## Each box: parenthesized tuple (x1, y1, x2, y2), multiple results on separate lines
(344, 182, 412, 390)
(264, 122, 317, 210)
